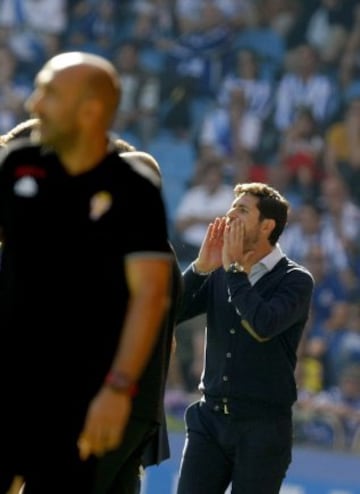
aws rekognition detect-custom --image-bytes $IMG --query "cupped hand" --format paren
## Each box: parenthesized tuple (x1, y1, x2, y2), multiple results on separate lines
(195, 217, 226, 273)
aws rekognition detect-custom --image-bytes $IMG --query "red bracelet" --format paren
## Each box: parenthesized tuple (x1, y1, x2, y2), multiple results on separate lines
(104, 371, 138, 397)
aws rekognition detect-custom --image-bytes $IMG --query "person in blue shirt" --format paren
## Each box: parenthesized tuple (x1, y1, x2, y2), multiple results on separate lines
(176, 182, 314, 494)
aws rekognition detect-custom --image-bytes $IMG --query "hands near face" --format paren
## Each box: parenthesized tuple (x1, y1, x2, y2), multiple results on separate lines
(223, 217, 255, 272)
(194, 217, 255, 274)
(194, 217, 226, 273)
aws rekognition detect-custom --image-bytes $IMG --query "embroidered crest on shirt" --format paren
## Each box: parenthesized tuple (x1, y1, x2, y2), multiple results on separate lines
(89, 191, 112, 220)
(14, 176, 39, 197)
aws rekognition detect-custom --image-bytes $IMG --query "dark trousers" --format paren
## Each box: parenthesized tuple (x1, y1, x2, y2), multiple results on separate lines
(176, 401, 292, 494)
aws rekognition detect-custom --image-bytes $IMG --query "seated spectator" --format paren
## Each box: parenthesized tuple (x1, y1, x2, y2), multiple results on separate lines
(274, 43, 338, 131)
(217, 48, 273, 122)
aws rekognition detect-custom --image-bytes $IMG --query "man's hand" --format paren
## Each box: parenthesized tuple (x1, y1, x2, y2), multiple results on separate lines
(77, 387, 132, 460)
(222, 218, 255, 272)
(194, 216, 226, 273)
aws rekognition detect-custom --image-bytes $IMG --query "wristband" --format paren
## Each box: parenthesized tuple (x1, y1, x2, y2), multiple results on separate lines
(104, 371, 138, 397)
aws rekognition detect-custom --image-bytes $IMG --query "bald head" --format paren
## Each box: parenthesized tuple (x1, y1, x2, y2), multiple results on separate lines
(36, 51, 121, 127)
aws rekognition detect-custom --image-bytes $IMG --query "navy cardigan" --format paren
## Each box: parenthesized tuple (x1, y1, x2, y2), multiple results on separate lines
(177, 256, 314, 418)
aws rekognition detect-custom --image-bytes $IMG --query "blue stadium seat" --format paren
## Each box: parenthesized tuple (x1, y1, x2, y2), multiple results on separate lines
(147, 132, 195, 184)
(147, 132, 195, 227)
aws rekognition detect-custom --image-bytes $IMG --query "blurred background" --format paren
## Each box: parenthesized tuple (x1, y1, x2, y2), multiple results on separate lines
(2, 1, 360, 492)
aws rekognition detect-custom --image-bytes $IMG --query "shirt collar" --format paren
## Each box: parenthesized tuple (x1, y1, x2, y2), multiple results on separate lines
(254, 243, 285, 273)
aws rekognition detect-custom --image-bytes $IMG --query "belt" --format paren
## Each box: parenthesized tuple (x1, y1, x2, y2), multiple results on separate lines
(201, 394, 291, 419)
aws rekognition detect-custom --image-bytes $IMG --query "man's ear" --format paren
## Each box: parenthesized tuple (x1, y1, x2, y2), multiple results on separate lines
(262, 218, 276, 236)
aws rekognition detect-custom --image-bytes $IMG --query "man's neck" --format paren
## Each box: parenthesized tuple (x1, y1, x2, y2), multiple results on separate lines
(57, 136, 110, 176)
(250, 244, 274, 267)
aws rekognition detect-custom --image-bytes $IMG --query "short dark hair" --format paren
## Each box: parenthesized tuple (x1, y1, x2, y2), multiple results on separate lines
(234, 182, 289, 245)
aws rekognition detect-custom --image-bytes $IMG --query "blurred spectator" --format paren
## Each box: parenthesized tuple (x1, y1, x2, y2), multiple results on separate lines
(159, 1, 234, 103)
(174, 0, 255, 32)
(198, 87, 262, 181)
(112, 41, 161, 147)
(254, 0, 301, 40)
(274, 43, 337, 131)
(285, 0, 318, 49)
(125, 0, 177, 75)
(0, 0, 67, 74)
(266, 162, 305, 211)
(304, 0, 355, 71)
(331, 302, 360, 379)
(171, 314, 206, 395)
(324, 97, 360, 205)
(301, 245, 351, 388)
(173, 0, 202, 32)
(296, 352, 324, 395)
(233, 1, 286, 82)
(336, 51, 360, 110)
(0, 46, 31, 133)
(280, 201, 352, 282)
(320, 174, 360, 272)
(277, 106, 324, 203)
(211, 0, 256, 30)
(130, 0, 176, 43)
(343, 2, 360, 70)
(217, 48, 273, 122)
(172, 159, 234, 265)
(65, 0, 121, 57)
(295, 363, 360, 450)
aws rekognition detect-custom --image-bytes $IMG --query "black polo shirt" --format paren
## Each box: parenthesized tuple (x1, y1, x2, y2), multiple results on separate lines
(0, 140, 171, 409)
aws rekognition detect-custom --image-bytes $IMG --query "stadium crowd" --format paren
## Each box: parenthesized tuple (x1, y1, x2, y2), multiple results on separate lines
(2, 0, 360, 453)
